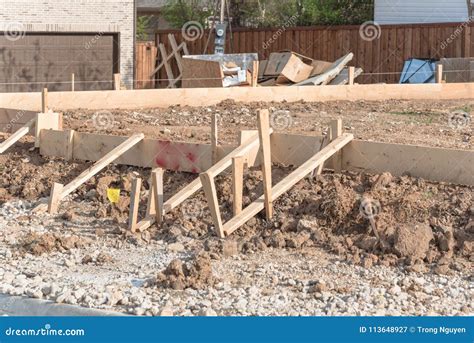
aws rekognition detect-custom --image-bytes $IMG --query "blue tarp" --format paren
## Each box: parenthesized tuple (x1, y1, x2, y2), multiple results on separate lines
(399, 58, 437, 84)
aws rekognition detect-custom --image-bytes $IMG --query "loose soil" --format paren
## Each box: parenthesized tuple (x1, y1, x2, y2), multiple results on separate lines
(0, 99, 472, 315)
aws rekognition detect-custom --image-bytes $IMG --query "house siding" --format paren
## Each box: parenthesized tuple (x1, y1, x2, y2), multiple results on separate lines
(0, 0, 135, 89)
(374, 0, 470, 24)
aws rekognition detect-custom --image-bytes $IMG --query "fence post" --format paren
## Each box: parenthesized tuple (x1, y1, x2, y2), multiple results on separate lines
(348, 66, 355, 85)
(436, 64, 443, 84)
(114, 73, 121, 90)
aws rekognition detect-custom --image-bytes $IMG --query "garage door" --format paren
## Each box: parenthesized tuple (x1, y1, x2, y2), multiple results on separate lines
(0, 33, 117, 92)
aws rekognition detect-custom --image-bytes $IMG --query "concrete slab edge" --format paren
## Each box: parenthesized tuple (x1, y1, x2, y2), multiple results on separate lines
(0, 293, 124, 316)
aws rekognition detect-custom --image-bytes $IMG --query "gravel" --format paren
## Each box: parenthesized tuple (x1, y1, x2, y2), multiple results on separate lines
(1, 169, 473, 317)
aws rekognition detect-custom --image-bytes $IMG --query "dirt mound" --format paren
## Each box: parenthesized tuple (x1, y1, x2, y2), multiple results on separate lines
(393, 223, 434, 262)
(155, 253, 216, 290)
(213, 171, 473, 272)
(20, 232, 86, 255)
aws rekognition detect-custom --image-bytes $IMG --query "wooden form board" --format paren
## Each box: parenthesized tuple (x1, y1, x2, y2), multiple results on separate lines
(342, 140, 474, 186)
(0, 108, 37, 134)
(2, 82, 474, 111)
(270, 133, 474, 186)
(134, 131, 267, 232)
(40, 130, 234, 173)
(38, 130, 474, 186)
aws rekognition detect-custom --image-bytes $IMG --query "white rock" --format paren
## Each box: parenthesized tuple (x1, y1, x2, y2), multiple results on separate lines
(167, 243, 185, 253)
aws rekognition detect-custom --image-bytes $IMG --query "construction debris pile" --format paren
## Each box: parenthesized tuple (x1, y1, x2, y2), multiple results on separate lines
(258, 51, 361, 86)
(180, 49, 362, 88)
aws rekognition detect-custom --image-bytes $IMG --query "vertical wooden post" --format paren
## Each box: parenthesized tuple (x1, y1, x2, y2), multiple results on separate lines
(330, 119, 343, 173)
(257, 109, 273, 219)
(41, 88, 48, 113)
(436, 64, 443, 84)
(145, 178, 156, 217)
(71, 73, 75, 92)
(211, 114, 218, 164)
(151, 168, 164, 225)
(129, 177, 142, 232)
(114, 73, 121, 90)
(232, 156, 244, 216)
(65, 129, 75, 161)
(348, 66, 355, 85)
(48, 182, 64, 214)
(251, 61, 259, 87)
(200, 172, 225, 238)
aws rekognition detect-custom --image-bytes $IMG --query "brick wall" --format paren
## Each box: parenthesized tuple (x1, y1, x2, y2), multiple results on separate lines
(0, 0, 135, 89)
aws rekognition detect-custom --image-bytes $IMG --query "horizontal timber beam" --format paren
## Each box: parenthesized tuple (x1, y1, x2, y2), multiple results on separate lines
(1, 83, 474, 111)
(39, 130, 474, 186)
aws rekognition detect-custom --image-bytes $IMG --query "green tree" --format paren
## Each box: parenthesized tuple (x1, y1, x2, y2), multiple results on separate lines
(234, 0, 373, 27)
(162, 0, 374, 29)
(162, 0, 214, 28)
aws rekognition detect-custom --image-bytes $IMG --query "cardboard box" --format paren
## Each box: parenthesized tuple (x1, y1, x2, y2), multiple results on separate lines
(264, 52, 313, 83)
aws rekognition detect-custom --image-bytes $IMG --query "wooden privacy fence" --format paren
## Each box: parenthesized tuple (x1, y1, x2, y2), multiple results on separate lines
(145, 22, 474, 86)
(135, 41, 158, 89)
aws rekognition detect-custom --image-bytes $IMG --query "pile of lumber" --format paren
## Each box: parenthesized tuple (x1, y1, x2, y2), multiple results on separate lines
(258, 51, 362, 86)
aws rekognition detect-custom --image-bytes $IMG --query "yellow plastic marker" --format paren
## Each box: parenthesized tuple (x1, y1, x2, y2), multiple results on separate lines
(107, 188, 120, 203)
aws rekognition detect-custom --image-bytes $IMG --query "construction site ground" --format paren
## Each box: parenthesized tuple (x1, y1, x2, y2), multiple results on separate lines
(0, 99, 472, 316)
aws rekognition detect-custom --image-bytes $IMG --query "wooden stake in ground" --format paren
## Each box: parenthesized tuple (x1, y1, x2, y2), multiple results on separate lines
(42, 133, 144, 214)
(251, 61, 259, 87)
(129, 178, 142, 232)
(211, 114, 219, 164)
(114, 74, 121, 90)
(134, 130, 271, 232)
(151, 168, 164, 224)
(257, 109, 273, 219)
(223, 133, 354, 236)
(232, 155, 244, 216)
(41, 88, 48, 113)
(436, 64, 443, 84)
(330, 119, 343, 173)
(348, 66, 355, 85)
(200, 172, 225, 238)
(71, 73, 75, 92)
(48, 182, 64, 214)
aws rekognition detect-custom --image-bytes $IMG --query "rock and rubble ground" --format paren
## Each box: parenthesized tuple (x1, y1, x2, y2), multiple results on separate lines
(0, 99, 473, 316)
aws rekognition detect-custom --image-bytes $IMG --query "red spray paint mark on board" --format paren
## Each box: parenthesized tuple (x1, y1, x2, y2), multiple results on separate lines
(154, 140, 203, 173)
